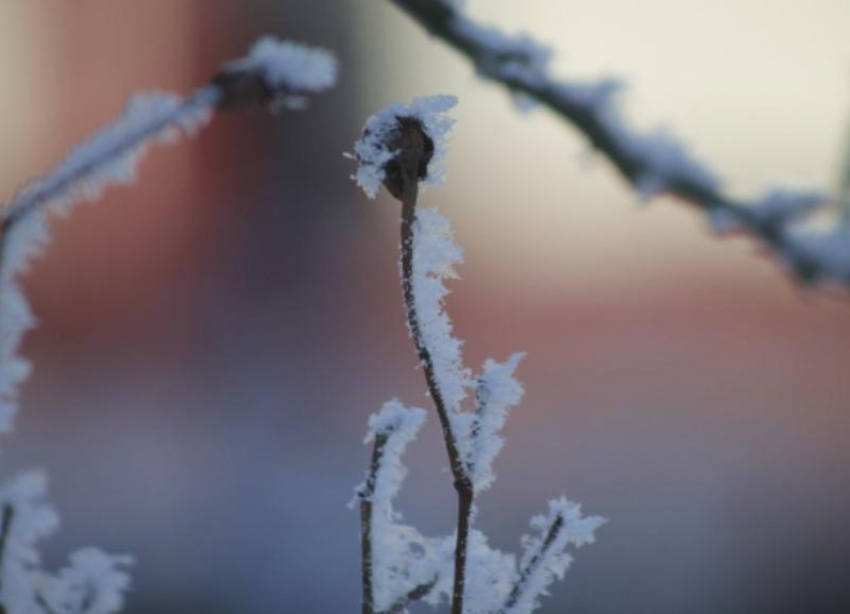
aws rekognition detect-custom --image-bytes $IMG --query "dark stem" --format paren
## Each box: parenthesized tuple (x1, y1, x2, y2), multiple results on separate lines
(498, 514, 565, 614)
(0, 503, 14, 577)
(397, 163, 474, 614)
(359, 433, 388, 614)
(0, 503, 15, 614)
(383, 578, 438, 614)
(34, 590, 58, 614)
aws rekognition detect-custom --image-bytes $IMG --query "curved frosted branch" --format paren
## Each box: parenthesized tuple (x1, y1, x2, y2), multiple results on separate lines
(0, 37, 337, 437)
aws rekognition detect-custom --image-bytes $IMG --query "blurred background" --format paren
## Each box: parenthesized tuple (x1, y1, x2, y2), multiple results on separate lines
(1, 1, 850, 613)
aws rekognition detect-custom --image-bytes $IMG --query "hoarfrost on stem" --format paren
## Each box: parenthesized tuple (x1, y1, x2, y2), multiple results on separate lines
(505, 497, 606, 614)
(0, 473, 132, 614)
(350, 93, 604, 614)
(469, 352, 525, 493)
(356, 401, 453, 612)
(411, 208, 473, 418)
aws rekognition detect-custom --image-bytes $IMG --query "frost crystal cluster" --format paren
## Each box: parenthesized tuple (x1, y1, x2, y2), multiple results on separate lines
(352, 96, 604, 614)
(0, 36, 337, 614)
(244, 37, 338, 94)
(226, 37, 338, 110)
(350, 95, 458, 199)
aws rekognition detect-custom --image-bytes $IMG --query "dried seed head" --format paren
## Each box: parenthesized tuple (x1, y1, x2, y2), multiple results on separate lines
(380, 117, 435, 200)
(350, 95, 458, 200)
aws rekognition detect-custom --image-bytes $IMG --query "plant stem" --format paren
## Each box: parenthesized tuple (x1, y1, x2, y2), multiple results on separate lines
(385, 578, 438, 614)
(398, 175, 474, 614)
(0, 503, 15, 614)
(498, 513, 564, 614)
(359, 433, 388, 614)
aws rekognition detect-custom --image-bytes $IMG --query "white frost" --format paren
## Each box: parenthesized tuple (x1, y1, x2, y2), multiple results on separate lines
(462, 529, 517, 614)
(508, 497, 606, 614)
(350, 95, 458, 199)
(357, 401, 452, 611)
(469, 352, 525, 493)
(411, 209, 473, 417)
(0, 36, 339, 614)
(231, 37, 338, 110)
(38, 548, 133, 614)
(0, 473, 131, 614)
(352, 89, 605, 614)
(0, 90, 214, 436)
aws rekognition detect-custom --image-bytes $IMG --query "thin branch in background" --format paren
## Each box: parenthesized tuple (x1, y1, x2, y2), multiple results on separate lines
(0, 37, 337, 614)
(388, 0, 850, 291)
(0, 37, 337, 440)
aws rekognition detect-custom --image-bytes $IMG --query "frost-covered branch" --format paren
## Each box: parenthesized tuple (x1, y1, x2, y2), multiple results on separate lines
(0, 473, 132, 614)
(352, 95, 476, 614)
(500, 498, 604, 614)
(389, 0, 850, 290)
(0, 37, 337, 438)
(351, 96, 603, 614)
(0, 36, 337, 614)
(354, 402, 451, 614)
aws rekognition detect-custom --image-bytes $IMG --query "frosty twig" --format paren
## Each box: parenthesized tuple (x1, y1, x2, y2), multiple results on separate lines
(351, 95, 604, 614)
(389, 0, 850, 290)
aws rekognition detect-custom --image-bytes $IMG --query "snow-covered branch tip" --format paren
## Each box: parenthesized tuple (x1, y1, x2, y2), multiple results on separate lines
(0, 37, 336, 438)
(501, 498, 605, 614)
(389, 0, 850, 291)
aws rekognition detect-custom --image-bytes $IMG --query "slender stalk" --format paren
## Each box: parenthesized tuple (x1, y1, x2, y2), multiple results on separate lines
(358, 433, 388, 614)
(388, 0, 848, 286)
(0, 503, 14, 614)
(384, 578, 438, 614)
(399, 187, 469, 488)
(397, 165, 474, 614)
(498, 514, 564, 614)
(379, 115, 475, 614)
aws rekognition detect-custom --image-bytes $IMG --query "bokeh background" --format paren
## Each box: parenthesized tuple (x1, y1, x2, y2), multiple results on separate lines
(1, 1, 850, 613)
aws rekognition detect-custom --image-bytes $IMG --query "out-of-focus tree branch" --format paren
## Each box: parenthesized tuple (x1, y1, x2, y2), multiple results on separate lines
(389, 0, 850, 291)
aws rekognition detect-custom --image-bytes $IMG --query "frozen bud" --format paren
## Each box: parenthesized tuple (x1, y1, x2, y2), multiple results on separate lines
(349, 95, 458, 200)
